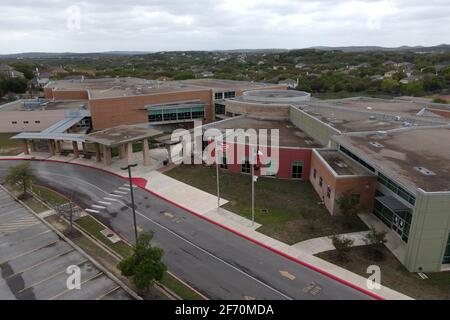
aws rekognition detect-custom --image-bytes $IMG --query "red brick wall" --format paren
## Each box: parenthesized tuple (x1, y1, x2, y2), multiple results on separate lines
(214, 142, 312, 180)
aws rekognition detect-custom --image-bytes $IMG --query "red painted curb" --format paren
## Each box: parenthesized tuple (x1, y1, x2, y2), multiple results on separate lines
(1, 158, 384, 300)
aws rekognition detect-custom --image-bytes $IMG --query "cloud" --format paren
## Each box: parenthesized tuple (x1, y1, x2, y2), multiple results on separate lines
(0, 0, 449, 53)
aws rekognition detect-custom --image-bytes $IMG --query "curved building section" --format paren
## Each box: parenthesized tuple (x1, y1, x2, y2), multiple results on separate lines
(223, 89, 310, 120)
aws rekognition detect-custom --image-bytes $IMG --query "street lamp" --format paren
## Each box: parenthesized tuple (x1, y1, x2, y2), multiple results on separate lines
(251, 146, 263, 227)
(121, 163, 138, 245)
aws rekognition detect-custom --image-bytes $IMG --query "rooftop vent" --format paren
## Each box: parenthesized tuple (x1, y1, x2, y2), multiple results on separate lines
(305, 140, 314, 145)
(334, 161, 348, 168)
(403, 122, 412, 127)
(376, 131, 388, 137)
(369, 141, 384, 148)
(394, 116, 401, 121)
(369, 115, 376, 120)
(414, 166, 436, 176)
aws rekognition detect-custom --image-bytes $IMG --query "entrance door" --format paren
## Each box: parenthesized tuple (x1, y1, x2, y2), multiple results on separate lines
(392, 214, 406, 238)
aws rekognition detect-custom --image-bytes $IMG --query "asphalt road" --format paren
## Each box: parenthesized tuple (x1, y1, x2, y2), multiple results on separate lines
(0, 160, 372, 300)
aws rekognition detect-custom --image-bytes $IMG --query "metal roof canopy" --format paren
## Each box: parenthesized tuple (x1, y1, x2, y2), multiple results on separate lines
(376, 196, 410, 212)
(84, 124, 163, 147)
(11, 132, 86, 142)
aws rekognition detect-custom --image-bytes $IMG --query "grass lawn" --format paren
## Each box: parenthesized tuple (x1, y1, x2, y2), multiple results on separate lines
(32, 185, 68, 207)
(165, 165, 368, 244)
(75, 215, 134, 259)
(75, 215, 204, 300)
(0, 133, 23, 155)
(317, 245, 450, 299)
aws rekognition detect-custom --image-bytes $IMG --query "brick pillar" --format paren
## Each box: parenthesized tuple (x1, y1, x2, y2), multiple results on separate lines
(54, 140, 61, 153)
(95, 143, 101, 162)
(48, 140, 55, 156)
(23, 140, 29, 155)
(127, 142, 134, 165)
(142, 139, 151, 166)
(103, 146, 112, 166)
(30, 140, 36, 152)
(72, 141, 79, 158)
(118, 144, 126, 159)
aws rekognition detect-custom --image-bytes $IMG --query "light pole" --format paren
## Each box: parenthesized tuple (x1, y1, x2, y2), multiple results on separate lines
(121, 163, 138, 245)
(216, 144, 220, 208)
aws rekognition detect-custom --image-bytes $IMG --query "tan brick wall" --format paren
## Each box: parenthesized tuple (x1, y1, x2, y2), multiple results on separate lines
(0, 110, 66, 133)
(310, 150, 377, 215)
(89, 89, 213, 130)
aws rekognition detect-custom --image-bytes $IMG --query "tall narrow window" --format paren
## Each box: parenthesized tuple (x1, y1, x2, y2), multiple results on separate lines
(291, 161, 303, 179)
(241, 158, 250, 174)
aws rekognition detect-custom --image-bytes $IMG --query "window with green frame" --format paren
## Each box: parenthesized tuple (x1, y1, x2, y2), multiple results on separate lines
(378, 173, 416, 205)
(291, 161, 303, 179)
(351, 194, 360, 205)
(241, 157, 250, 173)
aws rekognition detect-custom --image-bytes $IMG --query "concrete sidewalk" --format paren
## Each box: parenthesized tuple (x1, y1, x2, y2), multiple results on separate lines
(0, 154, 412, 299)
(292, 231, 372, 255)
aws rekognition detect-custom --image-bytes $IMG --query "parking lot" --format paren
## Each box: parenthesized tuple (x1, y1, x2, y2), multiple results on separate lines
(0, 187, 134, 300)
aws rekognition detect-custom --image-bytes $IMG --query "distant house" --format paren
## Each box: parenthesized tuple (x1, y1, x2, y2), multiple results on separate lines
(383, 60, 397, 66)
(156, 76, 171, 81)
(0, 64, 25, 79)
(370, 74, 384, 81)
(400, 75, 421, 84)
(356, 62, 371, 68)
(384, 70, 397, 78)
(295, 63, 306, 69)
(200, 71, 214, 78)
(49, 66, 68, 76)
(278, 78, 298, 89)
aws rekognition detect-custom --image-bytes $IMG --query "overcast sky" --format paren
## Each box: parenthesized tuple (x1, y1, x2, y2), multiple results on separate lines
(1, 0, 449, 54)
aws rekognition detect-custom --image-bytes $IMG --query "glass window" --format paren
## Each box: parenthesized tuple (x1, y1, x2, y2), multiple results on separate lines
(351, 194, 360, 205)
(319, 177, 323, 187)
(443, 232, 450, 264)
(313, 168, 317, 179)
(242, 158, 250, 174)
(214, 92, 223, 100)
(292, 161, 303, 179)
(220, 155, 228, 169)
(327, 187, 331, 198)
(224, 91, 236, 99)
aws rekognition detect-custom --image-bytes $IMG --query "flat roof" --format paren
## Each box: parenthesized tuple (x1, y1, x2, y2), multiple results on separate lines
(317, 149, 374, 176)
(299, 102, 447, 133)
(85, 124, 163, 147)
(0, 99, 89, 112)
(324, 97, 450, 118)
(46, 77, 278, 100)
(206, 116, 322, 148)
(334, 127, 450, 192)
(0, 188, 133, 300)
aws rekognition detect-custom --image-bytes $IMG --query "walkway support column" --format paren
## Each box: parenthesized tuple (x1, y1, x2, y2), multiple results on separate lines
(54, 140, 61, 153)
(127, 142, 134, 165)
(72, 141, 79, 158)
(118, 144, 126, 159)
(48, 140, 55, 156)
(95, 143, 101, 162)
(23, 139, 29, 155)
(142, 139, 151, 166)
(103, 146, 112, 166)
(30, 140, 36, 152)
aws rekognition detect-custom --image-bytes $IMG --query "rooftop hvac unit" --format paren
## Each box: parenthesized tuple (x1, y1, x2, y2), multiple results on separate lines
(376, 131, 388, 137)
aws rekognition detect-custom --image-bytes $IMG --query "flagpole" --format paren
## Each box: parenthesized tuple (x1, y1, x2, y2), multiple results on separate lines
(216, 142, 220, 208)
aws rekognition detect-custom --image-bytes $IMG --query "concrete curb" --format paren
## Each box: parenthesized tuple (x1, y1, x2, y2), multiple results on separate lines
(0, 158, 385, 300)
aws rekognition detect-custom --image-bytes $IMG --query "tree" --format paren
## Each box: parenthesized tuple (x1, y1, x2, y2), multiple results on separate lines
(337, 190, 360, 228)
(118, 232, 166, 292)
(330, 235, 354, 262)
(4, 162, 36, 195)
(364, 228, 387, 261)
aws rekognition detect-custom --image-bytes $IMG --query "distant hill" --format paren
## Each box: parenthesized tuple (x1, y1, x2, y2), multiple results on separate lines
(1, 45, 449, 59)
(310, 44, 450, 52)
(0, 51, 152, 59)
